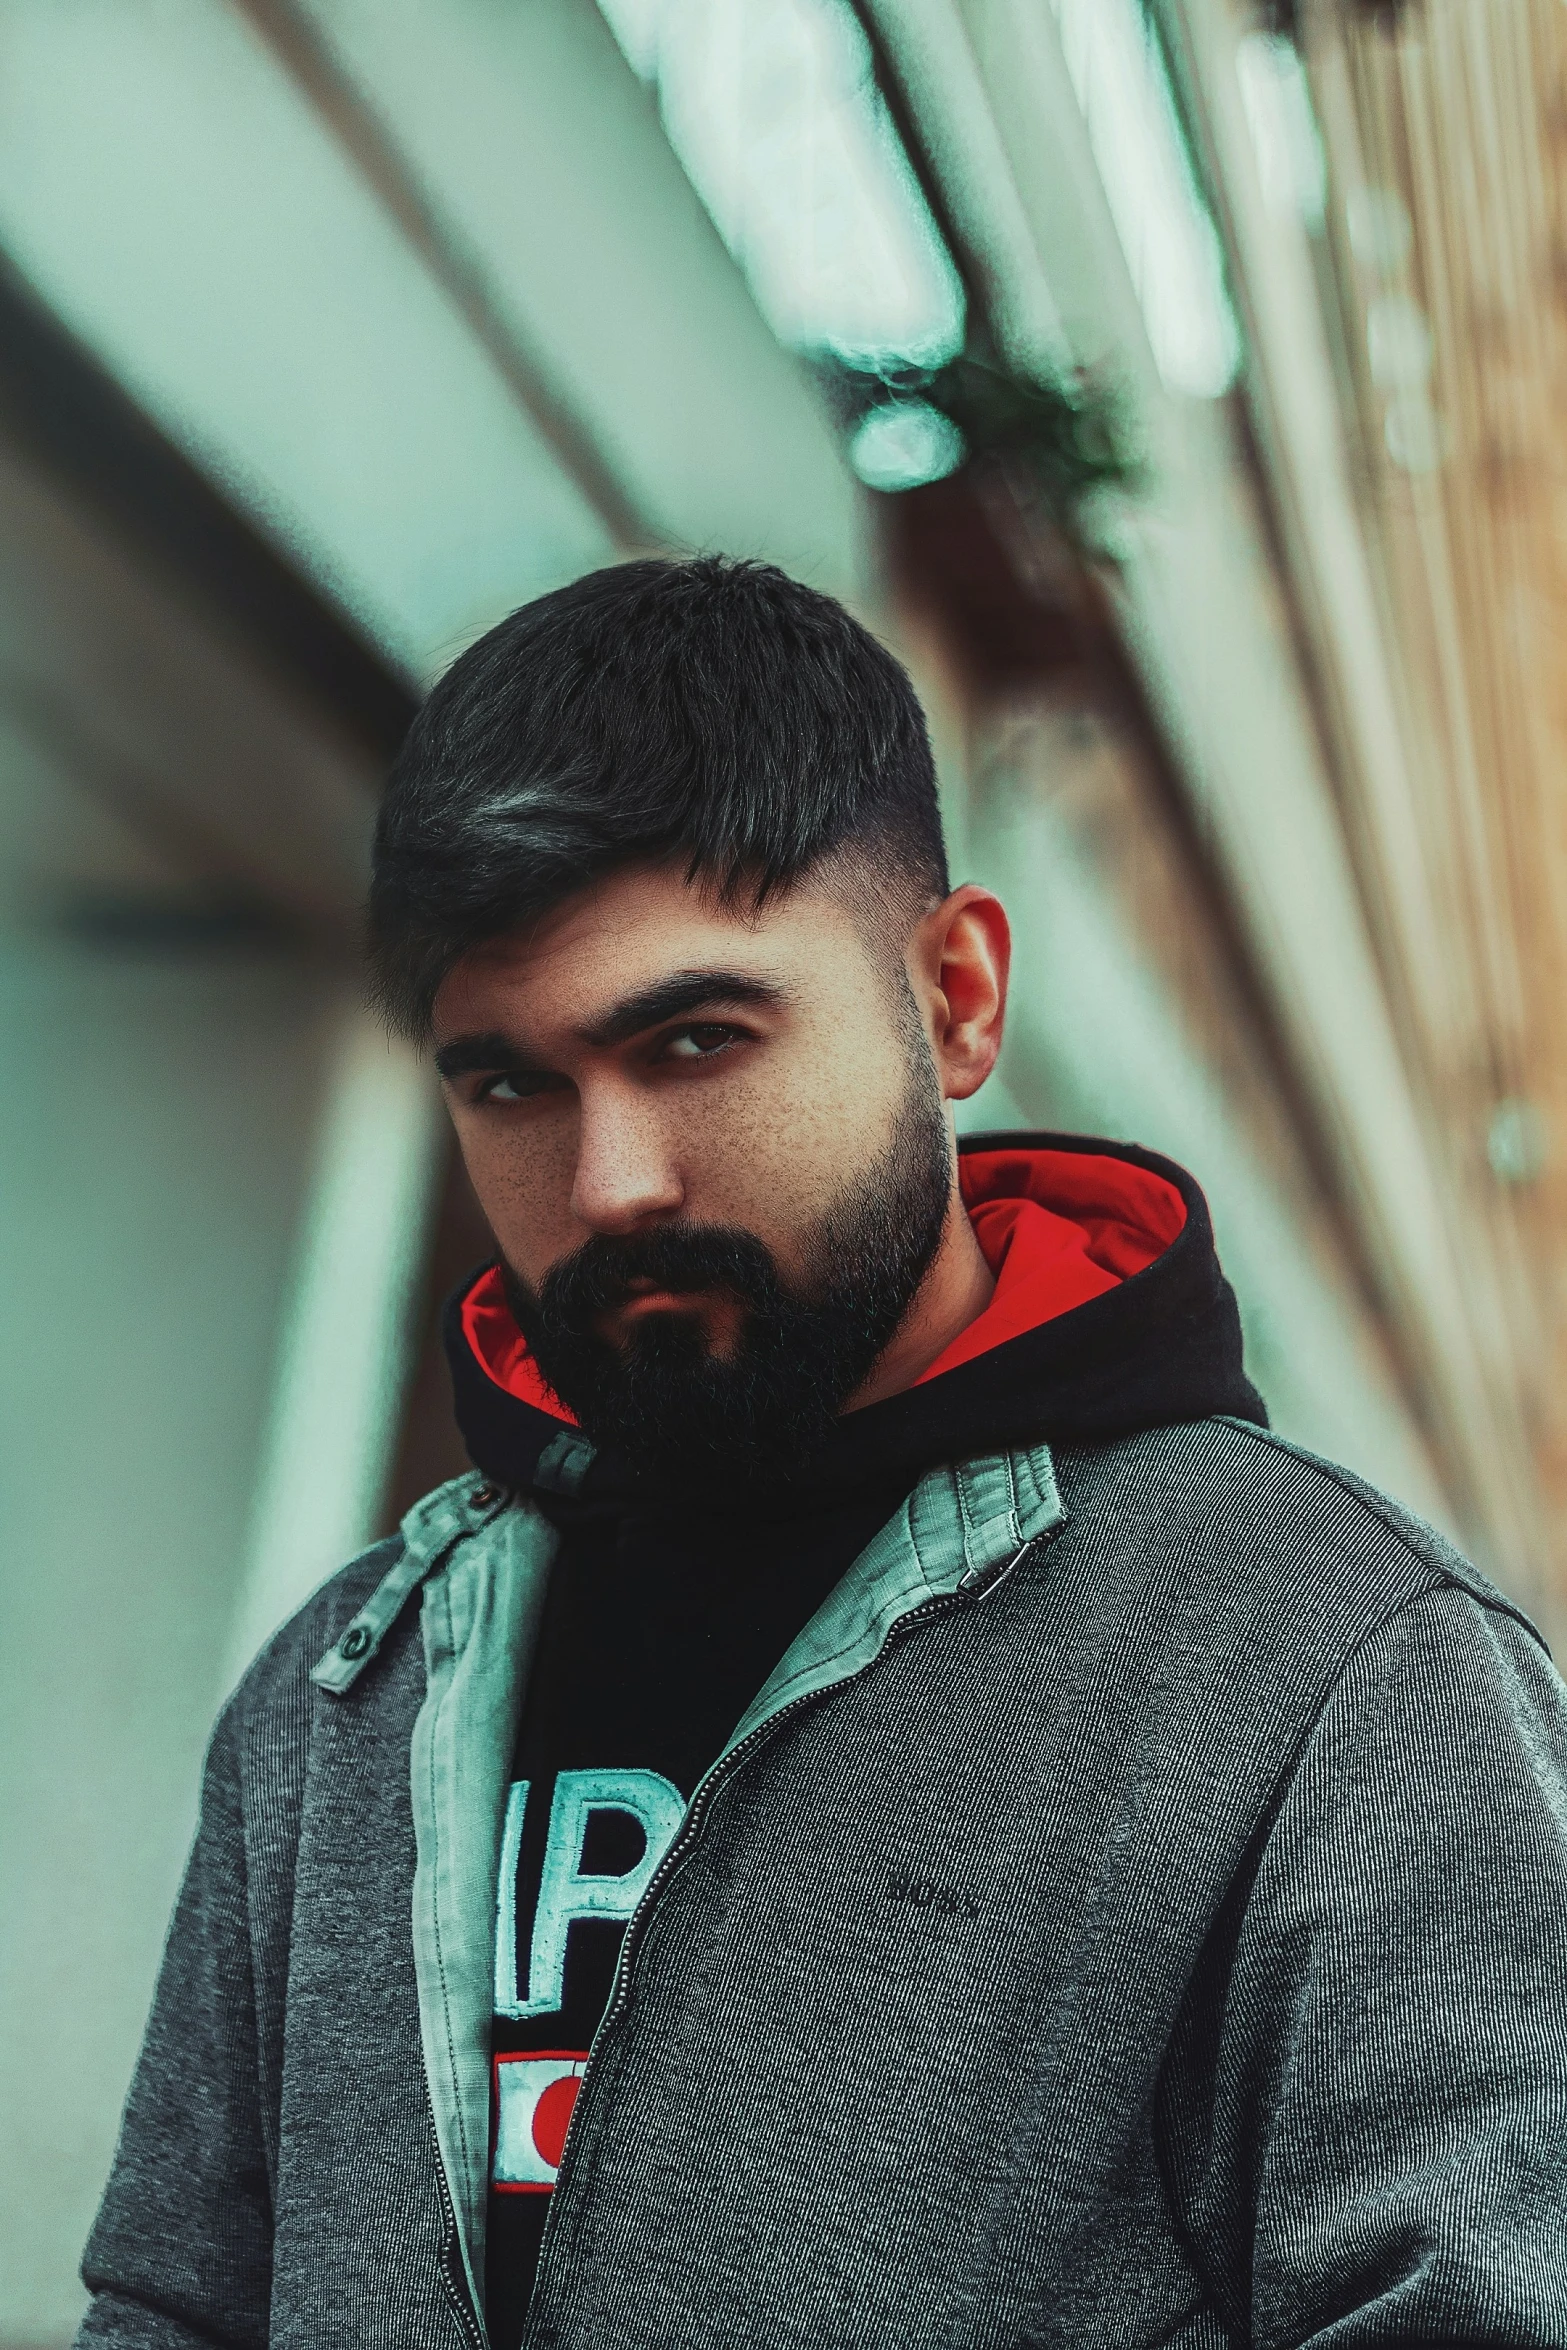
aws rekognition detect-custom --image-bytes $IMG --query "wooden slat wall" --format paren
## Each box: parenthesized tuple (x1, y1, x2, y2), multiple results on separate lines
(1304, 0, 1567, 1567)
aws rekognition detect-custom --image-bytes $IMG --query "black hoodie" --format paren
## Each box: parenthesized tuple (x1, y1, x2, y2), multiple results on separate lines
(455, 1133, 1265, 2344)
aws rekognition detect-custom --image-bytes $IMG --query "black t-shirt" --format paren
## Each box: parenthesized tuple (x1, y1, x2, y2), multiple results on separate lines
(484, 1482, 906, 2350)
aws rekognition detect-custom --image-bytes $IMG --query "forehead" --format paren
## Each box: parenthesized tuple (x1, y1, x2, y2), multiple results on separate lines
(430, 859, 867, 1038)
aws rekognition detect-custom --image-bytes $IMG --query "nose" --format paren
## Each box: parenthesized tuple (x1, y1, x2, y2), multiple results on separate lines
(569, 1084, 685, 1235)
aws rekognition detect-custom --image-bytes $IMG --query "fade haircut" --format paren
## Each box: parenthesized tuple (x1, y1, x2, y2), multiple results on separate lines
(368, 555, 950, 1036)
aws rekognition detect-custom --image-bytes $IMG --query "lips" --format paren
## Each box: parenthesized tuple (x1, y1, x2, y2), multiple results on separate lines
(595, 1282, 713, 1342)
(615, 1287, 702, 1317)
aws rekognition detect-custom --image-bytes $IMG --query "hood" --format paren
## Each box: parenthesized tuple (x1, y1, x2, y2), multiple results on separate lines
(444, 1131, 1267, 1507)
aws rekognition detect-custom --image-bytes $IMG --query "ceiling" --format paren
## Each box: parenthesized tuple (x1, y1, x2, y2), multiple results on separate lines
(0, 0, 1560, 1612)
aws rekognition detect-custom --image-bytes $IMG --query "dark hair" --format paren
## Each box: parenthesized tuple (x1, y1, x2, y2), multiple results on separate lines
(368, 555, 949, 1035)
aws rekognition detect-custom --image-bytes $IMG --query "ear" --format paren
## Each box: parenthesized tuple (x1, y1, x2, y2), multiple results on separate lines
(910, 885, 1010, 1102)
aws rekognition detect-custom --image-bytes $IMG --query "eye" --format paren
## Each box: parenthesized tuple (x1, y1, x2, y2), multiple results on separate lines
(661, 1022, 741, 1062)
(474, 1069, 559, 1104)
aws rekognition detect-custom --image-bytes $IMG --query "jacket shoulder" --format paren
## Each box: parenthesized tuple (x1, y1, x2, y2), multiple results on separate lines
(197, 1539, 412, 1830)
(1059, 1414, 1546, 1663)
(223, 1467, 506, 1734)
(227, 1533, 407, 1719)
(1208, 1414, 1542, 1640)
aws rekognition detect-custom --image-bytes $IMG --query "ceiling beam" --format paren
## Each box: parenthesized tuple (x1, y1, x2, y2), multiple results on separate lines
(0, 254, 414, 759)
(231, 0, 659, 556)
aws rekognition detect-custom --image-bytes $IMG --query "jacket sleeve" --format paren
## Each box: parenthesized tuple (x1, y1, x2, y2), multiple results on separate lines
(74, 1694, 273, 2348)
(1179, 1580, 1567, 2348)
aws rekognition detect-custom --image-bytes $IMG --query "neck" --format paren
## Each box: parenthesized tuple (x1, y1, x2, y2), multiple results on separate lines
(845, 1185, 994, 1412)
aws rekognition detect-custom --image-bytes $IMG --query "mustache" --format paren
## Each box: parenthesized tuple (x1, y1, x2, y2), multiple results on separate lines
(494, 1029, 954, 1489)
(510, 1223, 788, 1331)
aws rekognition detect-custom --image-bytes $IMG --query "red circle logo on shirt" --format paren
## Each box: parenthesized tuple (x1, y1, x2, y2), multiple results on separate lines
(530, 2072, 582, 2170)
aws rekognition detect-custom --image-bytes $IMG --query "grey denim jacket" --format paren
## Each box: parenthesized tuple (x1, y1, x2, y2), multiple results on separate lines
(77, 1417, 1567, 2349)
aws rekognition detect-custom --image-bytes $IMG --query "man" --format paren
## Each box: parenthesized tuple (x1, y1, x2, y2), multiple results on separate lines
(79, 558, 1567, 2350)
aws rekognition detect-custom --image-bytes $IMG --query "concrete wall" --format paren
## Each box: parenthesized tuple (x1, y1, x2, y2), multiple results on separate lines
(0, 942, 349, 2344)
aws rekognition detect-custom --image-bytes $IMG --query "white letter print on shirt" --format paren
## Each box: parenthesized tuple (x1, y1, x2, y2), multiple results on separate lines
(494, 1769, 687, 2019)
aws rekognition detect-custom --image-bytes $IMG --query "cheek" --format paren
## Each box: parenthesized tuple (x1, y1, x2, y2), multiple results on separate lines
(681, 1032, 904, 1222)
(450, 1104, 581, 1282)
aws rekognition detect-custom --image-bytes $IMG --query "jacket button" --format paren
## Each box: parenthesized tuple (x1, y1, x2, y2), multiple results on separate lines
(471, 1484, 500, 1509)
(340, 1625, 372, 1660)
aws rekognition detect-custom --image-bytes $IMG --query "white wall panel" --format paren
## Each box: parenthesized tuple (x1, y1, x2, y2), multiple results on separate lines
(0, 949, 348, 2340)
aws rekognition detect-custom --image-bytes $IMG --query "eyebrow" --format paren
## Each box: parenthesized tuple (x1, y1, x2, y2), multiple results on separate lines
(432, 968, 788, 1079)
(578, 967, 788, 1048)
(433, 1029, 535, 1080)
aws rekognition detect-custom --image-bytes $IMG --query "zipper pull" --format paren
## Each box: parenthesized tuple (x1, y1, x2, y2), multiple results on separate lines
(957, 1537, 1037, 1600)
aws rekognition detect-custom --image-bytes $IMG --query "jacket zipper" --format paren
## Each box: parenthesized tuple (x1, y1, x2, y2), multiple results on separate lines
(433, 2126, 488, 2350)
(524, 1536, 1042, 2308)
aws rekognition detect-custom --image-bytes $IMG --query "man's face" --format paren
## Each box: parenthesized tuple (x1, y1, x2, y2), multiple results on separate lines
(432, 860, 957, 1486)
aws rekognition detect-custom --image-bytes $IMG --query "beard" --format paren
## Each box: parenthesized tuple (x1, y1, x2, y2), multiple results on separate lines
(502, 1033, 954, 1494)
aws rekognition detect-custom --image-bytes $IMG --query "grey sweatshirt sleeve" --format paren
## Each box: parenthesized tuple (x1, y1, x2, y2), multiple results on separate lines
(74, 1697, 273, 2349)
(1182, 1581, 1567, 2347)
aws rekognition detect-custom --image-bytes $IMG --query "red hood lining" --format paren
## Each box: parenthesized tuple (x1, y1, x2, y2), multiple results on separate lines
(460, 1146, 1188, 1429)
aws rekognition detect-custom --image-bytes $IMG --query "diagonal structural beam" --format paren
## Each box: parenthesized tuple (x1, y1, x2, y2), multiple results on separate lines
(230, 0, 660, 557)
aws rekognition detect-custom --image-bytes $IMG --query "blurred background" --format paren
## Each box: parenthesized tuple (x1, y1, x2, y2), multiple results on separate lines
(1, 0, 1563, 2335)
